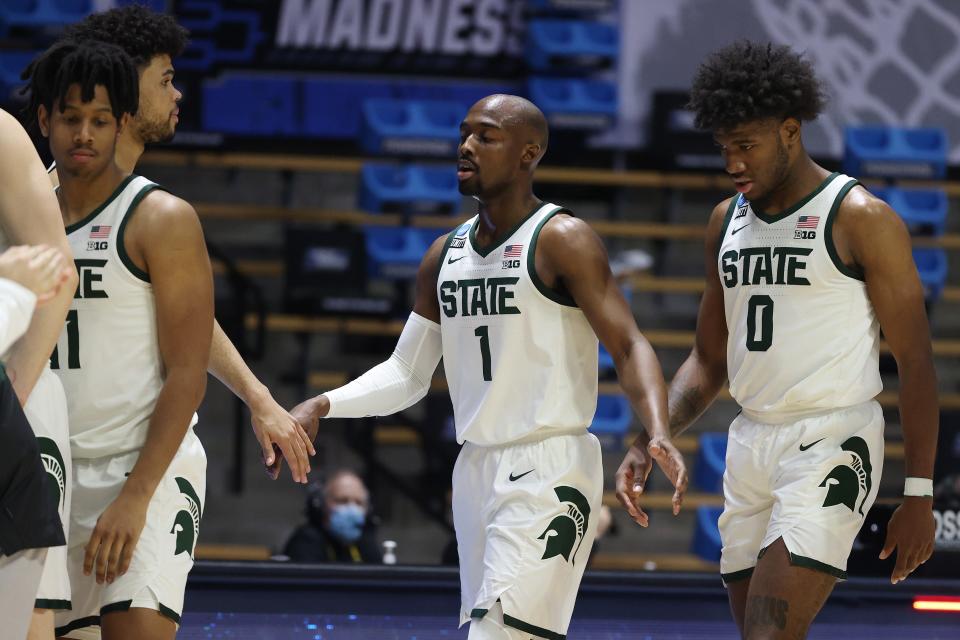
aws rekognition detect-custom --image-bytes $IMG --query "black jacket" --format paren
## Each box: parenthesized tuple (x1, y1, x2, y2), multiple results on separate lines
(283, 522, 382, 564)
(0, 366, 65, 555)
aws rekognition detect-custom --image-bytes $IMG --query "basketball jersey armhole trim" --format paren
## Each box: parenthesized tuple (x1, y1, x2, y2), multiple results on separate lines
(715, 196, 739, 261)
(64, 174, 137, 235)
(527, 206, 578, 307)
(824, 179, 865, 282)
(117, 183, 163, 283)
(437, 221, 472, 272)
(469, 200, 544, 257)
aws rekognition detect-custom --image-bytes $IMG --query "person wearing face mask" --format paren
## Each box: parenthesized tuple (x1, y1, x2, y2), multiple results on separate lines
(283, 470, 382, 563)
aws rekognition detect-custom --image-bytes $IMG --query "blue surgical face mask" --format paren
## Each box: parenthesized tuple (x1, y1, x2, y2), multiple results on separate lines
(328, 504, 365, 543)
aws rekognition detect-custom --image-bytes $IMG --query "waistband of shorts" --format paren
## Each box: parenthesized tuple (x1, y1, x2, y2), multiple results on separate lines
(740, 398, 880, 425)
(469, 426, 589, 448)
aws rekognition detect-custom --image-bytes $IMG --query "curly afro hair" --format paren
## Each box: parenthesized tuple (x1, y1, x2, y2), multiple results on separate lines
(61, 4, 189, 68)
(22, 40, 139, 130)
(687, 40, 827, 131)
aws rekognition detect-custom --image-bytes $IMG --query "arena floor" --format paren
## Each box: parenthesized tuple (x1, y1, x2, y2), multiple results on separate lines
(179, 563, 960, 639)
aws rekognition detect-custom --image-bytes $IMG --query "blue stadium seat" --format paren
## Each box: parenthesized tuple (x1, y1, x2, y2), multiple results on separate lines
(528, 77, 616, 130)
(0, 50, 35, 101)
(360, 99, 462, 157)
(589, 394, 631, 450)
(870, 187, 948, 236)
(0, 0, 92, 28)
(843, 126, 947, 179)
(691, 505, 723, 563)
(526, 19, 618, 71)
(913, 248, 948, 302)
(693, 432, 727, 494)
(359, 164, 462, 214)
(364, 226, 430, 280)
(202, 74, 298, 136)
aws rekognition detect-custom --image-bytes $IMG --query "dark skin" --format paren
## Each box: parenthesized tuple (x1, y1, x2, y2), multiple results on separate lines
(293, 95, 688, 514)
(617, 116, 937, 639)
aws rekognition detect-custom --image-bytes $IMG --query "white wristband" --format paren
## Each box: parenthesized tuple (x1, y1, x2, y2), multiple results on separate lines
(904, 477, 933, 497)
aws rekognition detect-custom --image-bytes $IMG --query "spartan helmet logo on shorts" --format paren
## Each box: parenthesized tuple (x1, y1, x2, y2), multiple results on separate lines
(538, 486, 591, 565)
(170, 477, 202, 558)
(37, 437, 66, 512)
(819, 436, 873, 515)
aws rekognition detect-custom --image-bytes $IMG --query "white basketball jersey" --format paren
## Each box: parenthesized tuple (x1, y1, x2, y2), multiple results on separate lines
(437, 202, 598, 446)
(718, 172, 882, 423)
(53, 175, 195, 458)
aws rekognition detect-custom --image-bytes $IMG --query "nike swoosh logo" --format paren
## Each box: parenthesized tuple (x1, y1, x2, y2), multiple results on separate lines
(508, 469, 534, 482)
(731, 224, 751, 235)
(447, 256, 465, 264)
(799, 438, 825, 452)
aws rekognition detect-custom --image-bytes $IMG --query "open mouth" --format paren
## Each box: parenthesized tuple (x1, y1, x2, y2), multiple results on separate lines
(457, 159, 477, 180)
(733, 180, 753, 194)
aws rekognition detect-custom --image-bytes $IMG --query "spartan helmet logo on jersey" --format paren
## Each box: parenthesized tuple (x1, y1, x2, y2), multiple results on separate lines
(171, 477, 202, 558)
(538, 486, 591, 565)
(37, 437, 66, 512)
(819, 436, 873, 515)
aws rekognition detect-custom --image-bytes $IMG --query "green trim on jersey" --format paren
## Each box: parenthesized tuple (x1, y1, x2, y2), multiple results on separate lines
(0, 362, 6, 382)
(64, 175, 137, 235)
(470, 608, 489, 619)
(117, 183, 162, 283)
(469, 200, 544, 257)
(824, 179, 865, 281)
(787, 551, 848, 579)
(502, 613, 566, 640)
(753, 172, 841, 225)
(716, 196, 739, 261)
(159, 603, 182, 624)
(437, 222, 472, 272)
(527, 206, 577, 307)
(100, 599, 133, 615)
(720, 566, 755, 584)
(54, 615, 100, 636)
(35, 598, 71, 610)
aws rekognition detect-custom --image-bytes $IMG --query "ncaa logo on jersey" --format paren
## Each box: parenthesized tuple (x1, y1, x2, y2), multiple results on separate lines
(735, 197, 749, 219)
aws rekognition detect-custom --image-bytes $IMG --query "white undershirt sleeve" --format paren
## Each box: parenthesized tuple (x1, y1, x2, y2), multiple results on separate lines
(324, 312, 442, 418)
(0, 277, 37, 356)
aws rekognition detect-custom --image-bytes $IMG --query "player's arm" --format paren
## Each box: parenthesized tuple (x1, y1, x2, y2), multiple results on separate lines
(838, 187, 937, 584)
(207, 321, 315, 484)
(612, 200, 729, 524)
(0, 245, 70, 353)
(289, 235, 445, 432)
(536, 214, 687, 524)
(0, 109, 78, 403)
(667, 199, 730, 437)
(83, 191, 214, 584)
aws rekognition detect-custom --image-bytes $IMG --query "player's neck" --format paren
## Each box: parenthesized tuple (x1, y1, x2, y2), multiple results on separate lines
(475, 188, 541, 246)
(754, 155, 830, 216)
(115, 128, 145, 174)
(57, 165, 130, 227)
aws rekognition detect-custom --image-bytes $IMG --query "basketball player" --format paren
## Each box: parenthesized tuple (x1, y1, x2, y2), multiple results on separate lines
(291, 94, 688, 639)
(25, 40, 214, 639)
(616, 41, 938, 639)
(0, 240, 72, 640)
(47, 4, 314, 482)
(0, 105, 77, 639)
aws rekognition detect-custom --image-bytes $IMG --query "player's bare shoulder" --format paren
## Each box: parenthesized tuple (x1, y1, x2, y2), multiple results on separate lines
(538, 211, 603, 259)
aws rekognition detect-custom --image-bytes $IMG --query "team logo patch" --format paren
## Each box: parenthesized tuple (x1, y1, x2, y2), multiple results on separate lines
(819, 436, 873, 515)
(171, 477, 202, 558)
(538, 485, 591, 565)
(37, 437, 66, 512)
(735, 197, 749, 219)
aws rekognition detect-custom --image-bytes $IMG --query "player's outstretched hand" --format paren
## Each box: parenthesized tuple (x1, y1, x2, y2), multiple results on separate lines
(0, 245, 71, 304)
(880, 496, 936, 584)
(648, 436, 688, 516)
(83, 492, 148, 585)
(250, 390, 315, 483)
(615, 432, 653, 527)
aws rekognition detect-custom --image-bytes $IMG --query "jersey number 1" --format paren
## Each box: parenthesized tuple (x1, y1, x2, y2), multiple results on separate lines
(746, 295, 773, 351)
(50, 309, 80, 370)
(475, 325, 492, 381)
